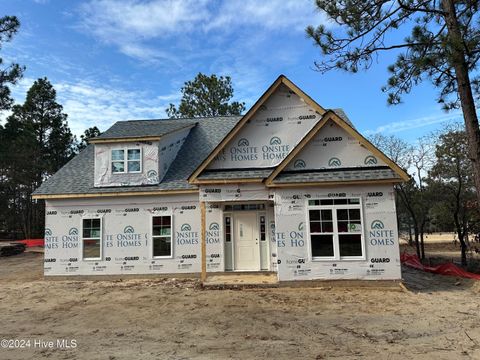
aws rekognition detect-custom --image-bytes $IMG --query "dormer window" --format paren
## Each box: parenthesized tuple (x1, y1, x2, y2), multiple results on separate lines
(111, 148, 142, 173)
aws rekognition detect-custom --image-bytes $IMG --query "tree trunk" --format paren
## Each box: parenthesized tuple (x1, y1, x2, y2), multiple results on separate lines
(458, 230, 468, 267)
(442, 0, 480, 210)
(420, 231, 425, 261)
(408, 222, 413, 246)
(414, 227, 421, 259)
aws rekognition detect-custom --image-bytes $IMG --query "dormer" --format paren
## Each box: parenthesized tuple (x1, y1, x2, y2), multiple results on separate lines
(90, 119, 197, 188)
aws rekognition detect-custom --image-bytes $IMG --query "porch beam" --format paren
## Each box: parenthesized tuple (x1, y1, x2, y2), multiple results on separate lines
(200, 201, 207, 282)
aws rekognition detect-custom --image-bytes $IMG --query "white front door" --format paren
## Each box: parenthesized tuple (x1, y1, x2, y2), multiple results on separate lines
(234, 212, 260, 271)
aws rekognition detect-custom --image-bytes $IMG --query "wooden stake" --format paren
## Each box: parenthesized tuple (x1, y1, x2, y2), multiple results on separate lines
(200, 201, 207, 282)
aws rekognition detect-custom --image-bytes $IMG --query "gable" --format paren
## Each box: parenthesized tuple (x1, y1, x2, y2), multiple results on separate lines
(285, 119, 387, 171)
(206, 83, 322, 170)
(266, 110, 410, 185)
(188, 75, 325, 184)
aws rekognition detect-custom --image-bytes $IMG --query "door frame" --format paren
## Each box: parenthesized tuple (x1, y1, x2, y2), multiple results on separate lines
(223, 205, 271, 272)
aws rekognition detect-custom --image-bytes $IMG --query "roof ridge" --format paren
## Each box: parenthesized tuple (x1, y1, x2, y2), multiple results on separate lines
(120, 115, 243, 123)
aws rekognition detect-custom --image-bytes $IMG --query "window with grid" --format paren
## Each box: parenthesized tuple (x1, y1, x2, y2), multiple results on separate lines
(260, 215, 266, 241)
(308, 198, 363, 259)
(224, 216, 232, 242)
(82, 218, 102, 260)
(112, 148, 141, 173)
(152, 216, 172, 257)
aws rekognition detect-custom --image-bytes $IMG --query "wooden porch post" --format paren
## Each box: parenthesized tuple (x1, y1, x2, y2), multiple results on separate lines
(200, 201, 207, 282)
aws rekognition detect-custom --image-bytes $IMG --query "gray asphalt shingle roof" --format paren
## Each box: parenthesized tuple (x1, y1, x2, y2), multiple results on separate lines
(33, 107, 398, 197)
(333, 108, 354, 128)
(95, 118, 198, 140)
(272, 168, 402, 184)
(34, 116, 242, 195)
(197, 169, 274, 180)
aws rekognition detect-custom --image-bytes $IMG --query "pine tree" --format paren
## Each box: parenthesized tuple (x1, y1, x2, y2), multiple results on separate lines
(0, 15, 25, 111)
(166, 73, 245, 118)
(77, 126, 101, 151)
(307, 1, 480, 209)
(0, 78, 74, 238)
(429, 127, 477, 266)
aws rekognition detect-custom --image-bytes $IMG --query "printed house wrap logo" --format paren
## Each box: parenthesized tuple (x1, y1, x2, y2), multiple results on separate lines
(328, 157, 342, 167)
(106, 225, 144, 248)
(237, 138, 250, 147)
(44, 227, 60, 250)
(294, 159, 306, 169)
(229, 138, 257, 161)
(262, 136, 289, 161)
(269, 136, 282, 145)
(209, 222, 220, 231)
(228, 136, 290, 163)
(206, 222, 220, 244)
(180, 223, 192, 231)
(147, 170, 158, 183)
(364, 155, 378, 165)
(62, 227, 79, 249)
(369, 219, 394, 246)
(370, 220, 384, 229)
(124, 225, 135, 233)
(177, 223, 198, 245)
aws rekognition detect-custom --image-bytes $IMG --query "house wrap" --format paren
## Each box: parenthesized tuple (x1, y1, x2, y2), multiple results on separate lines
(33, 75, 409, 281)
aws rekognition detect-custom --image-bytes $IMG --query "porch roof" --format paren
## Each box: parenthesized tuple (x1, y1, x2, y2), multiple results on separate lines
(271, 167, 402, 185)
(196, 168, 274, 181)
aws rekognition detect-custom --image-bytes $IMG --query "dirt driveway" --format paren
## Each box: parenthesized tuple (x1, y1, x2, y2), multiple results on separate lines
(1, 252, 480, 360)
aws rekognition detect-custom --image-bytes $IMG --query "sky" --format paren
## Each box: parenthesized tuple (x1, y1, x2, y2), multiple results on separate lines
(1, 0, 464, 141)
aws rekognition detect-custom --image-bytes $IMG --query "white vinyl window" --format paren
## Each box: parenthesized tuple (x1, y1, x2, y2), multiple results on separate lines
(152, 215, 172, 258)
(307, 198, 364, 260)
(82, 218, 102, 260)
(111, 148, 142, 174)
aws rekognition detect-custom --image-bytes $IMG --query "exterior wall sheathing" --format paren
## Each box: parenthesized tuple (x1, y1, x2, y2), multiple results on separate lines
(44, 183, 401, 281)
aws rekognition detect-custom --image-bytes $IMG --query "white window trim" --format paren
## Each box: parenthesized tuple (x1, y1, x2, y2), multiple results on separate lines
(306, 197, 366, 262)
(111, 147, 143, 174)
(150, 213, 173, 259)
(258, 211, 270, 271)
(223, 213, 234, 271)
(81, 216, 103, 261)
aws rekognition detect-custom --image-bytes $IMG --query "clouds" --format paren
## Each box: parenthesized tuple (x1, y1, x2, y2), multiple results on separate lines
(75, 0, 330, 104)
(2, 77, 179, 136)
(79, 0, 209, 39)
(78, 0, 210, 56)
(55, 81, 178, 135)
(78, 0, 325, 42)
(76, 0, 328, 66)
(364, 111, 464, 135)
(204, 0, 328, 32)
(1, 0, 460, 145)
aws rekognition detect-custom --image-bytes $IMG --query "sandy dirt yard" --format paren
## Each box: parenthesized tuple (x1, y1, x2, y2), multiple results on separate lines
(1, 252, 480, 360)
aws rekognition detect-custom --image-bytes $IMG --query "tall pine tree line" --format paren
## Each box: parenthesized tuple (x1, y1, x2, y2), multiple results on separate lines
(0, 78, 76, 238)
